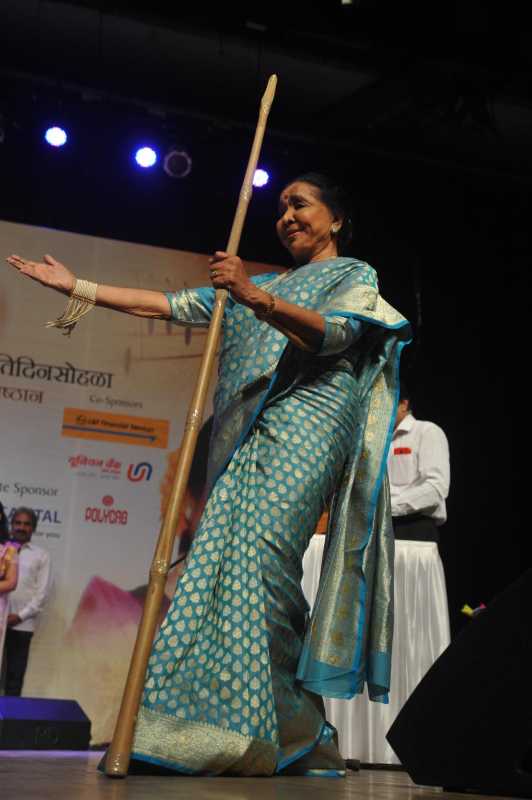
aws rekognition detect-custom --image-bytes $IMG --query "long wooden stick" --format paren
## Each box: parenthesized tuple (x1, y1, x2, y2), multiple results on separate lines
(104, 74, 277, 778)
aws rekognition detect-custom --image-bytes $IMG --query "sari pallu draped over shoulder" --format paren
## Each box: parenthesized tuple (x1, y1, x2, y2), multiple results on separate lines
(131, 257, 410, 776)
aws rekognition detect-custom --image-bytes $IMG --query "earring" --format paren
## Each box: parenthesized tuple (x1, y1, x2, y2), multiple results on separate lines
(331, 224, 340, 234)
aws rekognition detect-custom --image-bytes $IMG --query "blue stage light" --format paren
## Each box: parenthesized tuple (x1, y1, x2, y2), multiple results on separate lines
(253, 168, 269, 187)
(44, 127, 67, 147)
(135, 146, 158, 168)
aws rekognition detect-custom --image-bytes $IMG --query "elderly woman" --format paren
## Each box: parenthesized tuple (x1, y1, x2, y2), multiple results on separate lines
(7, 173, 410, 776)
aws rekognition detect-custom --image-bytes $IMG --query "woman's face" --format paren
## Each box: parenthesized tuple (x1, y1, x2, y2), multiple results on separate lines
(276, 181, 341, 265)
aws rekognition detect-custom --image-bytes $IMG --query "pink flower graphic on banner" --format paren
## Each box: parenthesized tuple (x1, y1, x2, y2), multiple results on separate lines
(127, 462, 152, 482)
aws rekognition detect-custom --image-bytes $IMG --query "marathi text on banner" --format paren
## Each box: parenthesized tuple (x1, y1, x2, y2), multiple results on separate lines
(0, 352, 113, 388)
(1, 385, 44, 403)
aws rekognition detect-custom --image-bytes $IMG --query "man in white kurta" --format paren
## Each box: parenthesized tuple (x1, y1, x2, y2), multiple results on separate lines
(303, 387, 451, 765)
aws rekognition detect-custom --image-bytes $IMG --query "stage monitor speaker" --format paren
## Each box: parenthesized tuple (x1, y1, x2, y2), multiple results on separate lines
(387, 568, 532, 798)
(0, 697, 91, 750)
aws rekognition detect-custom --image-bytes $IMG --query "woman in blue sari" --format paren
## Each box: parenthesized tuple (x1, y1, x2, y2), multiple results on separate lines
(7, 173, 410, 776)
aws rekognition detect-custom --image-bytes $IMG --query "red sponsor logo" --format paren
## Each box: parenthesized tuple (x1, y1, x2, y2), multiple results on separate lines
(68, 454, 122, 477)
(85, 495, 128, 525)
(394, 447, 412, 455)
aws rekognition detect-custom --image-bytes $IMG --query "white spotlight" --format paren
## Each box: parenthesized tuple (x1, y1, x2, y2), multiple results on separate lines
(135, 146, 158, 168)
(253, 168, 269, 188)
(45, 126, 68, 147)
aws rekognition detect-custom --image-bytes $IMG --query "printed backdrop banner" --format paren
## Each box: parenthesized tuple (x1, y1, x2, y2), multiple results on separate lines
(0, 219, 278, 743)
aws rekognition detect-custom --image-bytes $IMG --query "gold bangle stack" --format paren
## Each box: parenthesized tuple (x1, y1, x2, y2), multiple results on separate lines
(254, 292, 276, 321)
(46, 278, 98, 335)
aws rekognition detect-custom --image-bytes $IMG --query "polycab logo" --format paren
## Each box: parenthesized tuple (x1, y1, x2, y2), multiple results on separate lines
(85, 495, 128, 525)
(127, 462, 153, 482)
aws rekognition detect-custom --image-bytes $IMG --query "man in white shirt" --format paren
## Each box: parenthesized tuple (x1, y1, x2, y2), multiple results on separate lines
(4, 507, 51, 696)
(390, 385, 450, 537)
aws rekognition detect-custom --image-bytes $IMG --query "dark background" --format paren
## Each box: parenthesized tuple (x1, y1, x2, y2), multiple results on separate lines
(1, 2, 530, 633)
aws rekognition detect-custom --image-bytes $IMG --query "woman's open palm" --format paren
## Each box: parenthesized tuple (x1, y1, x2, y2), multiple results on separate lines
(6, 253, 75, 294)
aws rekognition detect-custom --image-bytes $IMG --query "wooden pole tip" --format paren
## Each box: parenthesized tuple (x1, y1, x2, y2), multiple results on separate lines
(262, 75, 278, 107)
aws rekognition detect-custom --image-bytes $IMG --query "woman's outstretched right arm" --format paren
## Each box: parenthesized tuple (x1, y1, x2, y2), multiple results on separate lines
(6, 253, 171, 319)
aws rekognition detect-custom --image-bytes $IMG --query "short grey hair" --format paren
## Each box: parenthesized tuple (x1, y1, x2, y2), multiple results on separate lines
(13, 506, 38, 531)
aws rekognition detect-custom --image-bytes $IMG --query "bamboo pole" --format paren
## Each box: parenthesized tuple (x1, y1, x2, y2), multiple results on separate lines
(103, 74, 278, 778)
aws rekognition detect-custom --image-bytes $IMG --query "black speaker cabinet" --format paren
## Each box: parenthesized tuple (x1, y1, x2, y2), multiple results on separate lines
(0, 697, 91, 750)
(387, 569, 532, 798)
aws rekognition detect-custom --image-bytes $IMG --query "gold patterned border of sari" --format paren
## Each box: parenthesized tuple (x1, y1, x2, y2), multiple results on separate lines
(133, 706, 278, 776)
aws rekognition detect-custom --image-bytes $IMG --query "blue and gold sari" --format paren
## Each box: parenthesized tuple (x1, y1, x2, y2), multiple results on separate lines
(130, 257, 410, 775)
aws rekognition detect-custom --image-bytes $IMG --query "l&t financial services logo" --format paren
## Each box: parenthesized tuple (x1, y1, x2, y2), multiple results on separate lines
(127, 462, 153, 482)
